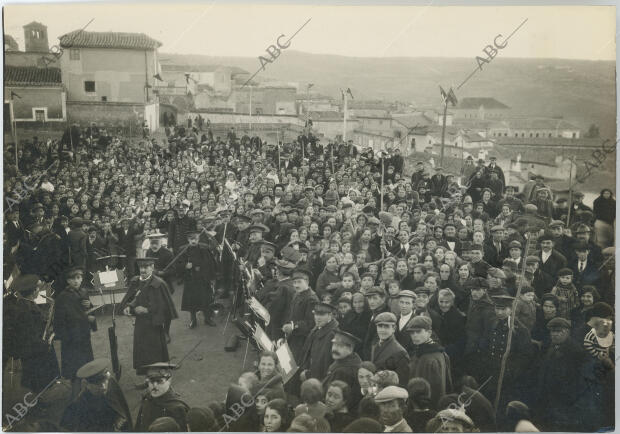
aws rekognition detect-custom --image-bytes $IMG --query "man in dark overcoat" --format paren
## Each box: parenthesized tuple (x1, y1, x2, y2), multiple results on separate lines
(282, 267, 318, 362)
(119, 257, 178, 374)
(60, 359, 132, 432)
(168, 200, 197, 254)
(534, 317, 589, 432)
(299, 302, 339, 382)
(177, 230, 218, 328)
(323, 330, 363, 409)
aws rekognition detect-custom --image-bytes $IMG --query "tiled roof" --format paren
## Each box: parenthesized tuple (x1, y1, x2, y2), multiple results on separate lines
(494, 136, 601, 147)
(457, 97, 510, 110)
(59, 30, 162, 50)
(4, 66, 62, 86)
(4, 34, 18, 50)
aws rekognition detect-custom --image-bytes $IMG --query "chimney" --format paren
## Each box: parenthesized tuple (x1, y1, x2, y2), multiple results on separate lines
(23, 22, 49, 53)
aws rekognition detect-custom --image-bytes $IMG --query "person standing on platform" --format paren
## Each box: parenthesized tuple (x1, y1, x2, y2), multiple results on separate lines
(53, 267, 95, 399)
(119, 257, 178, 375)
(177, 230, 218, 328)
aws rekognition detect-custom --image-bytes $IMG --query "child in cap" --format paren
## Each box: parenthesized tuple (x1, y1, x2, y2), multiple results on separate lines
(551, 268, 579, 319)
(386, 280, 402, 316)
(514, 286, 537, 331)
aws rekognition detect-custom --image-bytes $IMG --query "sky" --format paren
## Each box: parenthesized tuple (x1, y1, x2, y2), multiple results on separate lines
(3, 3, 616, 61)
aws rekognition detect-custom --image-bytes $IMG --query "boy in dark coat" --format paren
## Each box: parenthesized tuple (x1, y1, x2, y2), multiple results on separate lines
(282, 267, 318, 361)
(371, 312, 410, 387)
(54, 267, 95, 398)
(406, 316, 452, 407)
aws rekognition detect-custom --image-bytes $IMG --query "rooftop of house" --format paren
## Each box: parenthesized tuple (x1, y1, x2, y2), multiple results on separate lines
(59, 30, 162, 50)
(493, 136, 602, 147)
(392, 113, 435, 129)
(307, 111, 346, 121)
(491, 118, 581, 131)
(456, 97, 510, 110)
(4, 34, 18, 50)
(4, 65, 62, 87)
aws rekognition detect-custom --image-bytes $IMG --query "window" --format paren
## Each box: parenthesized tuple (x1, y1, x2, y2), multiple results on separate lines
(34, 109, 45, 122)
(572, 133, 576, 138)
(101, 96, 107, 102)
(70, 49, 80, 60)
(536, 133, 539, 137)
(84, 81, 96, 93)
(515, 133, 518, 137)
(504, 133, 508, 137)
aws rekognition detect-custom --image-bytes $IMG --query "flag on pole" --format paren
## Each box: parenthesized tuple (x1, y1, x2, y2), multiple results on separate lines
(346, 88, 354, 100)
(439, 86, 458, 106)
(10, 91, 21, 99)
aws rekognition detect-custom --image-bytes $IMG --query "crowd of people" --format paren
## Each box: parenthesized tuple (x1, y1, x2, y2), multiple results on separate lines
(2, 121, 616, 432)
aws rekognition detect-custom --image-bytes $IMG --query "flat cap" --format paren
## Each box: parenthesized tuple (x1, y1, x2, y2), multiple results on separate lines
(549, 220, 564, 228)
(65, 266, 85, 278)
(374, 312, 397, 325)
(398, 290, 416, 299)
(146, 232, 167, 239)
(365, 286, 386, 297)
(76, 358, 109, 383)
(414, 286, 431, 295)
(374, 386, 409, 403)
(332, 330, 361, 346)
(372, 371, 400, 388)
(490, 225, 505, 232)
(508, 240, 522, 249)
(575, 224, 591, 234)
(487, 267, 506, 279)
(547, 317, 571, 330)
(250, 208, 265, 216)
(367, 217, 381, 225)
(525, 255, 540, 264)
(405, 315, 432, 332)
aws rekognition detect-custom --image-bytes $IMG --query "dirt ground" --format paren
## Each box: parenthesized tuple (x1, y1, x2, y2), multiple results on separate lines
(2, 283, 258, 431)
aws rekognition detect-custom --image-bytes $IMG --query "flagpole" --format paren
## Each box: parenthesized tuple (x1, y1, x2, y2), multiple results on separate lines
(249, 85, 253, 133)
(10, 98, 18, 170)
(380, 155, 385, 211)
(440, 98, 448, 168)
(342, 91, 348, 143)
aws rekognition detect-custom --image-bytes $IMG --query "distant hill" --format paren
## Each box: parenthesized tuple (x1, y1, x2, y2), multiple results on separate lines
(161, 51, 616, 139)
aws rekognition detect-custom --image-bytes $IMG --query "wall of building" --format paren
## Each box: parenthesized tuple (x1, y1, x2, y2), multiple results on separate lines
(5, 87, 65, 120)
(66, 101, 159, 132)
(61, 47, 158, 103)
(234, 87, 297, 115)
(315, 119, 358, 140)
(5, 51, 59, 68)
(184, 111, 304, 127)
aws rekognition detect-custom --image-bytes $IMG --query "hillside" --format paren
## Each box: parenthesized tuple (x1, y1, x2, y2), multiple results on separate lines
(162, 51, 616, 140)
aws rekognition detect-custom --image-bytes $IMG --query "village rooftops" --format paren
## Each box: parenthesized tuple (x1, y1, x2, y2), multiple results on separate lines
(59, 30, 162, 50)
(160, 64, 249, 75)
(4, 65, 62, 87)
(490, 118, 580, 131)
(456, 97, 510, 110)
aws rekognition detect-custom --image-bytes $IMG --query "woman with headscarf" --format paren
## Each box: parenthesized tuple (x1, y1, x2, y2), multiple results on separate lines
(593, 188, 615, 248)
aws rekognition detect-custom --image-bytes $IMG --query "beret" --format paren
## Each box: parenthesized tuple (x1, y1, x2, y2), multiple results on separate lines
(547, 317, 571, 330)
(374, 312, 397, 324)
(372, 371, 400, 388)
(374, 386, 408, 403)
